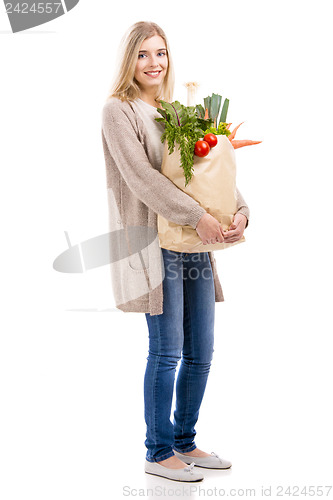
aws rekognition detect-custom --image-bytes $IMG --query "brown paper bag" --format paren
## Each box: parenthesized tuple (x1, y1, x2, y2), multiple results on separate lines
(158, 135, 245, 253)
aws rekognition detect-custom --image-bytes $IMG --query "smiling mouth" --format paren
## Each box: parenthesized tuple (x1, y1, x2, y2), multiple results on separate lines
(144, 71, 162, 77)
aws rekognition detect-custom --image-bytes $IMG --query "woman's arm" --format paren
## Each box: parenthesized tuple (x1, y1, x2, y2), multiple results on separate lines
(235, 187, 250, 228)
(102, 101, 206, 230)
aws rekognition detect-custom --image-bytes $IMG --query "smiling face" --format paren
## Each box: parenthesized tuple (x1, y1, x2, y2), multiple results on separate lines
(134, 35, 168, 95)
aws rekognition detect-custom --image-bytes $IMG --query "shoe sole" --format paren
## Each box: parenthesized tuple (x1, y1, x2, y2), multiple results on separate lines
(145, 470, 204, 482)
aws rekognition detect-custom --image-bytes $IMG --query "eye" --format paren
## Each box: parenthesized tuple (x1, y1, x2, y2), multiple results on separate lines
(158, 51, 166, 57)
(138, 53, 147, 59)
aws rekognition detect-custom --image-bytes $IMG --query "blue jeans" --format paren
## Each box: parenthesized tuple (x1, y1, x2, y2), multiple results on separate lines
(144, 247, 215, 462)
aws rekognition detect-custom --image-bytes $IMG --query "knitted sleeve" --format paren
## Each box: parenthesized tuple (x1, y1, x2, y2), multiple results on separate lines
(235, 187, 250, 228)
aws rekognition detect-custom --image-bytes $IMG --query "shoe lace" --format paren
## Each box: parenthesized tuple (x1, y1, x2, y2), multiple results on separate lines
(184, 462, 196, 474)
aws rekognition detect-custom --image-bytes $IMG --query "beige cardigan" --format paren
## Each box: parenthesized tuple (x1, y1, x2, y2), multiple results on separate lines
(101, 97, 250, 315)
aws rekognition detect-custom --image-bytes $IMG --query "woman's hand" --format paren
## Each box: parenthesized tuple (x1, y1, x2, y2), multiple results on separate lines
(196, 213, 224, 245)
(222, 213, 247, 243)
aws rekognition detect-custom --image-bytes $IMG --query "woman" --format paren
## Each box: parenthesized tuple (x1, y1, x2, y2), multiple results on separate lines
(101, 21, 249, 482)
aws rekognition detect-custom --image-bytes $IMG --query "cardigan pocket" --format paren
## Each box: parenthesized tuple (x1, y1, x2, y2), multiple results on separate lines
(128, 247, 149, 271)
(110, 258, 150, 305)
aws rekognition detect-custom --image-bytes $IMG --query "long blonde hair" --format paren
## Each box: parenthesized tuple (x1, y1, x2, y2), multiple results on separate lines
(108, 21, 174, 103)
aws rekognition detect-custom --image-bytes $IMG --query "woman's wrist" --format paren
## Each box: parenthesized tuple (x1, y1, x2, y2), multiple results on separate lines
(236, 210, 249, 228)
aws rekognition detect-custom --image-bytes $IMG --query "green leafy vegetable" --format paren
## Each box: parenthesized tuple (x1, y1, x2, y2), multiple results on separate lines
(204, 122, 231, 136)
(155, 93, 230, 185)
(209, 93, 222, 124)
(156, 100, 212, 186)
(203, 93, 230, 127)
(195, 104, 205, 119)
(219, 98, 229, 124)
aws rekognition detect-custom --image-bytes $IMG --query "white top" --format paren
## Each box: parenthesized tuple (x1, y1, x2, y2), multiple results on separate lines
(131, 98, 165, 167)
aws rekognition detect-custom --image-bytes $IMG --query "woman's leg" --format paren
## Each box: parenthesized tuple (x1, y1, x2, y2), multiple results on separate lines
(172, 252, 215, 453)
(144, 248, 184, 463)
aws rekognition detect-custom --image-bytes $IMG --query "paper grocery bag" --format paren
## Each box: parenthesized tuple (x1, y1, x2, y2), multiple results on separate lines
(157, 135, 245, 253)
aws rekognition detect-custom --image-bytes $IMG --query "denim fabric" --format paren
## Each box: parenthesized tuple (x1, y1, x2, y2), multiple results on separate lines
(144, 247, 215, 462)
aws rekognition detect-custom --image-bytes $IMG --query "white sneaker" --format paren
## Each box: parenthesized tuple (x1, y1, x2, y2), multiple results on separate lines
(173, 451, 232, 469)
(144, 459, 204, 482)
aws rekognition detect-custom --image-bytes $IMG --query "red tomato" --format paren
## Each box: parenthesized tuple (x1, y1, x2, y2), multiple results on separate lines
(204, 133, 218, 148)
(194, 140, 210, 157)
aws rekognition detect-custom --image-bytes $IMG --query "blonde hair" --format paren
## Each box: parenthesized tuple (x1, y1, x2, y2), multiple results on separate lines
(107, 21, 174, 103)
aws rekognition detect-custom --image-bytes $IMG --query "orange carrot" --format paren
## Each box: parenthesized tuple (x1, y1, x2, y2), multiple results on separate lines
(204, 108, 209, 120)
(227, 121, 261, 149)
(230, 140, 262, 150)
(228, 122, 244, 141)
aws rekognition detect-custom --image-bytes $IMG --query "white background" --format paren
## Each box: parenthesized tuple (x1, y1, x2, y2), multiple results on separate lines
(1, 0, 332, 498)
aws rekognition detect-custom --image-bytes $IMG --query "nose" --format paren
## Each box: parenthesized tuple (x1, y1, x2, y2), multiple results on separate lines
(149, 54, 160, 68)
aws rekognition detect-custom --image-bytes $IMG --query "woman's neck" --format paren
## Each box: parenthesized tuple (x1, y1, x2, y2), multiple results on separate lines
(139, 89, 161, 109)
